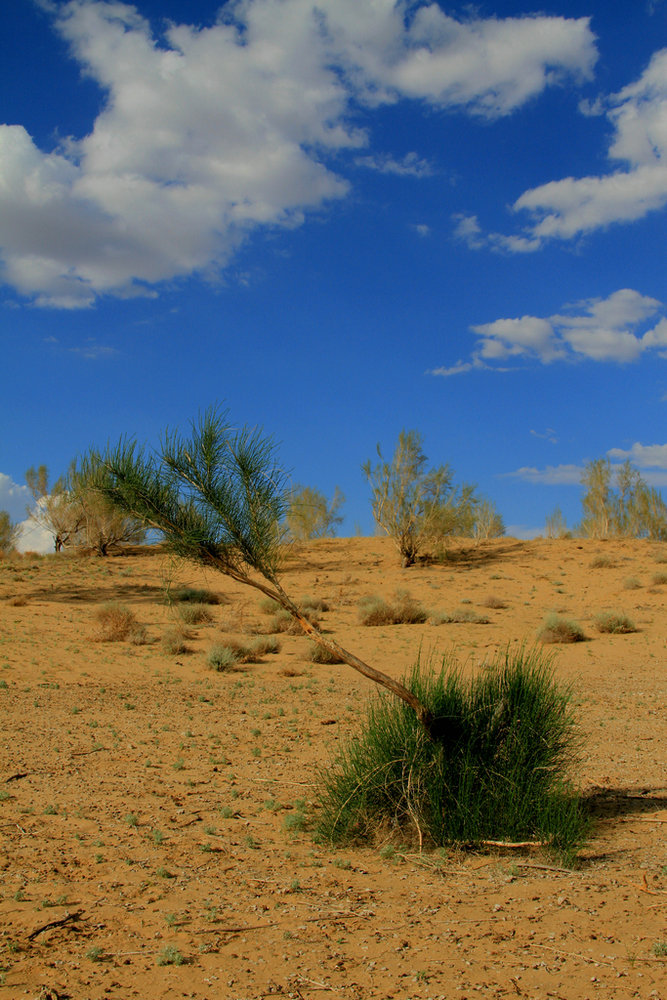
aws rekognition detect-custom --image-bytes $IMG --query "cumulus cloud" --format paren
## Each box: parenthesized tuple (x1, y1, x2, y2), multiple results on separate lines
(474, 47, 667, 248)
(607, 442, 667, 469)
(506, 464, 584, 486)
(430, 288, 667, 375)
(0, 472, 31, 521)
(355, 152, 434, 177)
(0, 0, 597, 306)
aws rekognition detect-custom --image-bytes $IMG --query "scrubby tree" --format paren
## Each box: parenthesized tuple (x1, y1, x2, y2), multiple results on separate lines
(25, 461, 145, 555)
(362, 430, 478, 566)
(285, 484, 345, 541)
(81, 407, 440, 738)
(579, 458, 667, 540)
(0, 511, 19, 555)
(473, 498, 505, 542)
(545, 506, 569, 539)
(25, 464, 84, 552)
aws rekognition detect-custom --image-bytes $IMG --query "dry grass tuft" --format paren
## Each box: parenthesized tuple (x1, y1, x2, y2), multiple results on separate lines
(93, 602, 142, 642)
(309, 642, 344, 664)
(177, 603, 213, 625)
(593, 611, 637, 634)
(590, 555, 615, 569)
(538, 613, 586, 644)
(481, 594, 507, 609)
(161, 626, 190, 655)
(358, 590, 427, 626)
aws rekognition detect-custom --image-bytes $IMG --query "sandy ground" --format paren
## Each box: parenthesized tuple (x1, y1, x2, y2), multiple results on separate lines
(0, 536, 665, 1000)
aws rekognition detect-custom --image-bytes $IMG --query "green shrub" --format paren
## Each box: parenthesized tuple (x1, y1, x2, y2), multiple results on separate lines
(316, 648, 586, 856)
(358, 591, 427, 626)
(537, 614, 586, 644)
(207, 637, 279, 669)
(593, 612, 637, 634)
(207, 643, 242, 671)
(172, 587, 220, 605)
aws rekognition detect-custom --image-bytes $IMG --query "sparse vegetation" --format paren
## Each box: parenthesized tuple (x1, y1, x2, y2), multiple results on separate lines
(580, 458, 667, 540)
(93, 602, 142, 642)
(177, 603, 213, 625)
(286, 484, 345, 541)
(161, 627, 189, 655)
(358, 591, 428, 626)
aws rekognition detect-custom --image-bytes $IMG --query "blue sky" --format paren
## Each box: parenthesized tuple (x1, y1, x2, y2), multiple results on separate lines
(1, 0, 666, 549)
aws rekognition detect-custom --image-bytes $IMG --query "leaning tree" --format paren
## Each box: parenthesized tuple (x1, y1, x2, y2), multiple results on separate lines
(83, 408, 441, 740)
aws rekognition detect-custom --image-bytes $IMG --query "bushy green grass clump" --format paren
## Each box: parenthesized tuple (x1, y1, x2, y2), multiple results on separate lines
(593, 611, 637, 634)
(316, 648, 586, 857)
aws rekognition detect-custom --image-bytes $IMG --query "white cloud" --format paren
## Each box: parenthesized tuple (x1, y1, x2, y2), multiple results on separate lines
(490, 47, 667, 247)
(0, 0, 597, 307)
(0, 473, 31, 521)
(507, 464, 584, 486)
(607, 442, 667, 469)
(15, 518, 54, 555)
(431, 288, 667, 374)
(355, 152, 434, 177)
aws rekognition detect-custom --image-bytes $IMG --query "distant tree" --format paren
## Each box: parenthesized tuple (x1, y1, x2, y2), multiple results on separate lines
(81, 407, 442, 740)
(579, 458, 667, 540)
(0, 511, 19, 555)
(286, 484, 345, 541)
(25, 461, 145, 555)
(362, 430, 478, 566)
(25, 464, 84, 552)
(472, 498, 505, 542)
(545, 506, 569, 539)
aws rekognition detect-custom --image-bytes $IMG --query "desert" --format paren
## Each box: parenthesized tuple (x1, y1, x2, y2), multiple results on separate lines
(0, 535, 665, 1000)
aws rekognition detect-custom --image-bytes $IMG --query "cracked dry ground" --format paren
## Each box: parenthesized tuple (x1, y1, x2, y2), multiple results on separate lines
(0, 537, 665, 1000)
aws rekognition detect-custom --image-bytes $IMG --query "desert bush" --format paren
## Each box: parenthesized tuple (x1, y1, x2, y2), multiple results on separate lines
(363, 430, 478, 567)
(0, 511, 19, 556)
(172, 586, 221, 605)
(207, 643, 242, 671)
(161, 627, 189, 655)
(300, 595, 330, 613)
(250, 636, 281, 656)
(623, 576, 642, 590)
(266, 608, 320, 634)
(93, 602, 142, 642)
(207, 638, 279, 669)
(177, 603, 213, 625)
(317, 648, 587, 854)
(309, 642, 344, 664)
(286, 484, 345, 541)
(580, 458, 667, 540)
(593, 612, 637, 634)
(358, 591, 428, 626)
(590, 554, 615, 568)
(651, 571, 667, 586)
(537, 614, 586, 644)
(482, 594, 507, 609)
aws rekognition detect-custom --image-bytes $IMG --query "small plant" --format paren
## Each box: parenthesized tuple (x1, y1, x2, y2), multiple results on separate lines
(590, 554, 615, 569)
(283, 809, 307, 836)
(651, 571, 667, 586)
(178, 603, 213, 625)
(93, 602, 141, 642)
(481, 594, 507, 609)
(593, 611, 637, 634)
(161, 627, 189, 655)
(86, 945, 105, 962)
(207, 643, 241, 671)
(171, 587, 220, 605)
(431, 608, 490, 625)
(125, 813, 139, 827)
(358, 591, 428, 626)
(537, 614, 586, 644)
(250, 636, 281, 656)
(623, 576, 642, 590)
(652, 942, 667, 957)
(157, 945, 185, 967)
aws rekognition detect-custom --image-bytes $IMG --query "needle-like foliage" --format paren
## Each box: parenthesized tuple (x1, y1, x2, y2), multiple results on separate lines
(82, 406, 438, 735)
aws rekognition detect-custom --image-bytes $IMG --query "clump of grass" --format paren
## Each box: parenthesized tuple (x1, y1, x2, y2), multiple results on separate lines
(481, 594, 507, 610)
(156, 945, 185, 967)
(177, 603, 213, 625)
(316, 647, 587, 856)
(590, 554, 615, 569)
(300, 595, 330, 613)
(266, 608, 320, 635)
(650, 571, 667, 586)
(93, 602, 142, 642)
(358, 590, 427, 626)
(623, 576, 642, 590)
(171, 587, 220, 605)
(593, 611, 637, 634)
(207, 638, 279, 670)
(537, 614, 586, 644)
(309, 642, 344, 664)
(161, 627, 189, 655)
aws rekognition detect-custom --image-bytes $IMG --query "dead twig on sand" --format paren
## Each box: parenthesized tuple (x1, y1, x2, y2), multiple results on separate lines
(27, 910, 84, 941)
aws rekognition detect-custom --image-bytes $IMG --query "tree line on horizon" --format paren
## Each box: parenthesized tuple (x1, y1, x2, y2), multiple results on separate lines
(1, 427, 666, 559)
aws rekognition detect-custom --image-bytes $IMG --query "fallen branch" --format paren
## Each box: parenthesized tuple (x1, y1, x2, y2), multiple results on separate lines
(481, 839, 546, 849)
(27, 910, 84, 941)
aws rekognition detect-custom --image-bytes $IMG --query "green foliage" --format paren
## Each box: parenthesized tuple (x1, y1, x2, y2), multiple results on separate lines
(363, 430, 478, 566)
(0, 511, 19, 555)
(580, 459, 667, 540)
(317, 648, 586, 854)
(286, 484, 345, 541)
